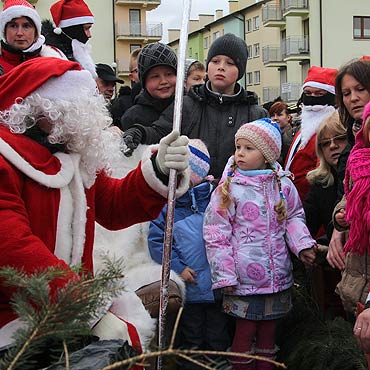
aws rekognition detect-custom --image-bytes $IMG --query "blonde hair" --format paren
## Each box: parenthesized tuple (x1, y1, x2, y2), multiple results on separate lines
(306, 111, 346, 188)
(129, 48, 141, 71)
(219, 161, 287, 221)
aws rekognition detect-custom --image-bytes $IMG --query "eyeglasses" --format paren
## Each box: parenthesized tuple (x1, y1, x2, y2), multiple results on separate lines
(319, 134, 347, 148)
(130, 68, 138, 74)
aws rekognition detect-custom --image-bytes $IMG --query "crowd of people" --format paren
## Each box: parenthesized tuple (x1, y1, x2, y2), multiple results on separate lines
(1, 0, 370, 369)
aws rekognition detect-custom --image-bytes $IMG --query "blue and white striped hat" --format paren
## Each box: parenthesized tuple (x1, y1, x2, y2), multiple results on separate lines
(188, 139, 210, 186)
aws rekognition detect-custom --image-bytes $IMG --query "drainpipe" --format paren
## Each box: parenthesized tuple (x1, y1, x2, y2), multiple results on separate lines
(113, 0, 117, 67)
(319, 0, 323, 66)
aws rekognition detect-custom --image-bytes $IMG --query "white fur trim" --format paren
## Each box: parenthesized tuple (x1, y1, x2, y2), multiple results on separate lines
(0, 5, 41, 38)
(0, 138, 75, 188)
(34, 70, 97, 101)
(141, 145, 190, 198)
(59, 16, 94, 29)
(302, 81, 335, 95)
(71, 39, 97, 78)
(40, 45, 68, 60)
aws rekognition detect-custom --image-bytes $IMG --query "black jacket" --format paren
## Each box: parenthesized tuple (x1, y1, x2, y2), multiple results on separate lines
(137, 82, 267, 178)
(120, 89, 174, 131)
(110, 86, 134, 127)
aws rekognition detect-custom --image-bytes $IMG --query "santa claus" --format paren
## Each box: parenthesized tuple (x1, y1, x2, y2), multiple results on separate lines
(285, 66, 338, 200)
(0, 57, 190, 354)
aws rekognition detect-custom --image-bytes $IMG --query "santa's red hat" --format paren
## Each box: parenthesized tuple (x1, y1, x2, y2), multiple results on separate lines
(50, 0, 94, 31)
(0, 0, 42, 39)
(0, 57, 97, 111)
(302, 66, 338, 95)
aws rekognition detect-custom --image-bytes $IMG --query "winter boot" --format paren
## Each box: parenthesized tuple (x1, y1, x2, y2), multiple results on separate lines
(230, 351, 255, 370)
(255, 346, 278, 370)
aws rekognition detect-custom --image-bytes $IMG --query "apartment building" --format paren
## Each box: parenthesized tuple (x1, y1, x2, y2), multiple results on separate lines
(262, 0, 370, 101)
(23, 0, 162, 85)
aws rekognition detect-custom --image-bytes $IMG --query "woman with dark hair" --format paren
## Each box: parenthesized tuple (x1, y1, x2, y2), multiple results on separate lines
(327, 59, 370, 271)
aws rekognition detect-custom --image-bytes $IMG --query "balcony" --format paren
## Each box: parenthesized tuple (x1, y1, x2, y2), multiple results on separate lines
(282, 0, 309, 17)
(281, 82, 302, 102)
(117, 59, 130, 76)
(262, 46, 286, 67)
(282, 36, 310, 61)
(116, 22, 162, 42)
(262, 4, 285, 28)
(115, 0, 161, 11)
(263, 87, 280, 103)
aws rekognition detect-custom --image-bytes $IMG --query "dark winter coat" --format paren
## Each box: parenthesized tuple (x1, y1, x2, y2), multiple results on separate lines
(138, 81, 268, 178)
(148, 182, 215, 303)
(120, 89, 174, 131)
(110, 86, 134, 127)
(303, 174, 338, 242)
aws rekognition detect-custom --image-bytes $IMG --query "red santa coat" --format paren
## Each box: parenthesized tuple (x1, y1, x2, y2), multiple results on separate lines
(285, 131, 319, 201)
(0, 125, 188, 335)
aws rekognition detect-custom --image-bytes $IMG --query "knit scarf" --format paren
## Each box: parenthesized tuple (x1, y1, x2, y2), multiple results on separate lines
(344, 146, 370, 255)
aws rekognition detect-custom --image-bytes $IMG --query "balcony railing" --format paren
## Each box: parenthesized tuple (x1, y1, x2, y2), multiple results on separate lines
(117, 59, 130, 74)
(262, 4, 283, 24)
(281, 82, 302, 102)
(262, 46, 284, 64)
(282, 0, 309, 13)
(116, 22, 162, 38)
(263, 87, 280, 103)
(282, 36, 309, 58)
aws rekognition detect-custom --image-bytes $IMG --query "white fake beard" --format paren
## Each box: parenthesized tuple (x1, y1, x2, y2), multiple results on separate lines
(72, 39, 97, 78)
(300, 105, 336, 147)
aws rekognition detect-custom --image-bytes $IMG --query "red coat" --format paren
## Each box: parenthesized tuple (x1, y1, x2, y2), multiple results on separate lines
(0, 125, 182, 329)
(285, 132, 319, 201)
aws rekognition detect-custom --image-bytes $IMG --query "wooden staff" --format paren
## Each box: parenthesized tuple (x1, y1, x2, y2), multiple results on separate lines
(157, 0, 192, 368)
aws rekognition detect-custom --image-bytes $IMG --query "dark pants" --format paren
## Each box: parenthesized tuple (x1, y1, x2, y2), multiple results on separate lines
(178, 301, 232, 370)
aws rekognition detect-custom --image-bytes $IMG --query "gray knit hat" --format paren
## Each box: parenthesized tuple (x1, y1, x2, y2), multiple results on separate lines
(138, 42, 177, 85)
(206, 33, 248, 80)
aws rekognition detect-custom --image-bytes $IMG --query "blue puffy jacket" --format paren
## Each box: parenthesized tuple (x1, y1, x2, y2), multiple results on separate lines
(148, 182, 215, 303)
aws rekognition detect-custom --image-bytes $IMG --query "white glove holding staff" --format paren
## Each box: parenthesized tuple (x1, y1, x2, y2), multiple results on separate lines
(155, 131, 190, 175)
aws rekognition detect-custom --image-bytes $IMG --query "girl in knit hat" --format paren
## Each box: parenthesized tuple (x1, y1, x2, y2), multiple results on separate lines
(203, 118, 316, 370)
(148, 139, 231, 369)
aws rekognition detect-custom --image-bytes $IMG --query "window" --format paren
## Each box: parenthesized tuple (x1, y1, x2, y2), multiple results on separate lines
(204, 37, 209, 49)
(253, 43, 260, 57)
(354, 16, 370, 39)
(253, 16, 260, 31)
(247, 45, 252, 59)
(247, 72, 253, 85)
(129, 9, 141, 35)
(254, 71, 261, 85)
(213, 31, 220, 41)
(246, 19, 252, 33)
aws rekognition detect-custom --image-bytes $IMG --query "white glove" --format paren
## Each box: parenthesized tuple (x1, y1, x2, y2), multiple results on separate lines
(155, 131, 189, 175)
(92, 311, 132, 341)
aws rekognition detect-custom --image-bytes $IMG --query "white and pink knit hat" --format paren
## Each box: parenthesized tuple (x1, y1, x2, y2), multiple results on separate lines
(188, 139, 210, 186)
(235, 118, 282, 165)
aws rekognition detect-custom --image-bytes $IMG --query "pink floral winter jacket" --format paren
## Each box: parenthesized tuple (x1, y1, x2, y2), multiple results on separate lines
(203, 165, 315, 296)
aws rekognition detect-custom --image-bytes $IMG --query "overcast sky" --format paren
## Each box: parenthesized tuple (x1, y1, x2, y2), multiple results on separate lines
(146, 0, 230, 43)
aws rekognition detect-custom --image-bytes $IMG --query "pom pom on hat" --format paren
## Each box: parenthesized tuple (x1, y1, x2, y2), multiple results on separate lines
(0, 0, 42, 39)
(302, 66, 338, 95)
(138, 42, 177, 85)
(206, 33, 248, 81)
(50, 0, 94, 29)
(235, 118, 282, 165)
(188, 139, 210, 186)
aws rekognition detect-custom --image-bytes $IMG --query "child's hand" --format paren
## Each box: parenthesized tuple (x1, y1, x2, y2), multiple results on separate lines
(299, 246, 316, 268)
(222, 286, 236, 294)
(180, 267, 197, 285)
(335, 208, 349, 228)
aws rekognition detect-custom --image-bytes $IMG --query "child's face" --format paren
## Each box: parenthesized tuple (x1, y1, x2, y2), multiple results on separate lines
(235, 138, 267, 171)
(145, 65, 176, 99)
(186, 69, 206, 92)
(207, 55, 239, 95)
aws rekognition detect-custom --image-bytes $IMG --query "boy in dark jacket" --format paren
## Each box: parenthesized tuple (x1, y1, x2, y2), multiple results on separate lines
(122, 33, 267, 179)
(120, 42, 177, 131)
(148, 140, 231, 369)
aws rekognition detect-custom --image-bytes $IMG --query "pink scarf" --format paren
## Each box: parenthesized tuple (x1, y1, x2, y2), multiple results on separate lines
(345, 120, 370, 255)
